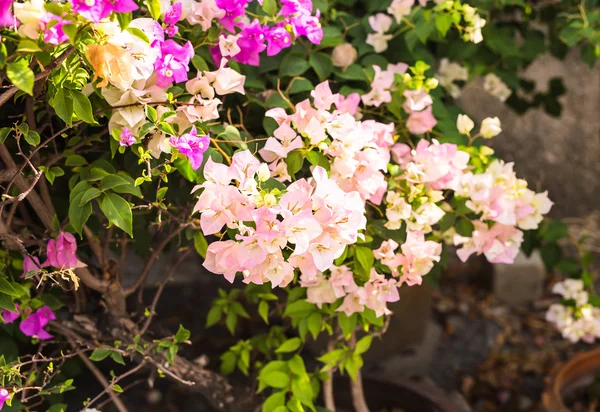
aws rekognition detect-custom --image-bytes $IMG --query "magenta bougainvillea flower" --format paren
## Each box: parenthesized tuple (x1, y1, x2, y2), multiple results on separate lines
(0, 388, 9, 410)
(119, 128, 136, 146)
(169, 127, 210, 170)
(0, 0, 14, 26)
(154, 39, 194, 87)
(1, 304, 20, 324)
(20, 306, 56, 340)
(70, 0, 138, 23)
(45, 232, 86, 269)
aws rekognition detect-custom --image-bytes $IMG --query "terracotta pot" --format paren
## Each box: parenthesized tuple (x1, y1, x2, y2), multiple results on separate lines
(543, 346, 600, 411)
(332, 374, 471, 412)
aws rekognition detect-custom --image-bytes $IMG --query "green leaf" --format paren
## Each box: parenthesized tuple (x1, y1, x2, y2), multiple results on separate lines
(288, 355, 307, 376)
(70, 90, 96, 124)
(541, 219, 568, 242)
(435, 13, 453, 37)
(309, 52, 333, 82)
(112, 384, 123, 393)
(225, 310, 237, 335)
(193, 231, 208, 258)
(191, 55, 209, 72)
(99, 193, 133, 236)
(112, 173, 143, 198)
(145, 105, 157, 122)
(53, 88, 73, 126)
(79, 187, 102, 206)
(276, 337, 302, 353)
(289, 78, 314, 94)
(17, 39, 42, 53)
(110, 351, 125, 365)
(284, 300, 316, 318)
(145, 0, 161, 20)
(127, 27, 150, 44)
(280, 54, 311, 77)
(285, 150, 304, 178)
(206, 305, 222, 327)
(99, 175, 129, 191)
(263, 0, 277, 15)
(262, 371, 290, 388)
(307, 312, 322, 340)
(338, 313, 357, 339)
(415, 19, 434, 43)
(6, 61, 34, 96)
(263, 391, 286, 412)
(24, 130, 40, 146)
(258, 300, 269, 324)
(0, 293, 16, 312)
(0, 128, 11, 144)
(0, 280, 19, 297)
(89, 349, 112, 362)
(175, 325, 191, 343)
(354, 246, 374, 281)
(65, 154, 88, 166)
(455, 217, 474, 237)
(291, 377, 315, 410)
(354, 335, 372, 356)
(69, 191, 92, 236)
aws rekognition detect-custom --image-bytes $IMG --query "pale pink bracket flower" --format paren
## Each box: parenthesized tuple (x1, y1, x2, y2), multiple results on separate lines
(406, 106, 437, 134)
(218, 33, 241, 57)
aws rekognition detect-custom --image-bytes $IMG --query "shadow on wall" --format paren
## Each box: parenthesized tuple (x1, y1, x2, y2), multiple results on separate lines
(456, 48, 600, 219)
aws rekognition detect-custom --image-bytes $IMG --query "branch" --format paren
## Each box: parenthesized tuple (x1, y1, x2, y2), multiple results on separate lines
(349, 332, 370, 412)
(123, 224, 186, 296)
(324, 340, 336, 412)
(0, 47, 75, 109)
(56, 323, 128, 412)
(140, 248, 191, 335)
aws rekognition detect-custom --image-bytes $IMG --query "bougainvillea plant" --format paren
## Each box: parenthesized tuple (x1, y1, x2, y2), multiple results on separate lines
(0, 0, 595, 410)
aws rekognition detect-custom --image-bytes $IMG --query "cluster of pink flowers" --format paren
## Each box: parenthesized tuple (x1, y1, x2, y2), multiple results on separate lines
(303, 267, 399, 317)
(2, 304, 56, 340)
(387, 138, 552, 264)
(362, 63, 408, 107)
(388, 139, 469, 232)
(546, 279, 600, 343)
(302, 231, 441, 317)
(210, 0, 323, 66)
(259, 81, 392, 205)
(196, 150, 367, 287)
(362, 65, 437, 135)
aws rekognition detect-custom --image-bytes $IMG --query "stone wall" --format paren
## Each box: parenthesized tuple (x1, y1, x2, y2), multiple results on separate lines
(456, 48, 600, 219)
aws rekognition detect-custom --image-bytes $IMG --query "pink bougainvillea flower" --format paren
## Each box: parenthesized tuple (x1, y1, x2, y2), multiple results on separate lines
(0, 0, 14, 26)
(235, 19, 267, 66)
(2, 303, 20, 324)
(41, 13, 71, 44)
(21, 256, 42, 278)
(154, 40, 194, 87)
(266, 25, 292, 56)
(164, 2, 182, 36)
(406, 106, 437, 134)
(0, 388, 9, 410)
(119, 127, 136, 147)
(45, 232, 86, 269)
(20, 306, 56, 340)
(70, 0, 138, 23)
(169, 127, 210, 170)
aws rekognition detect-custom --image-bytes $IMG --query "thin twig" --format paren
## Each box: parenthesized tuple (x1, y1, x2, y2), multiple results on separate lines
(140, 248, 191, 335)
(349, 332, 370, 412)
(324, 339, 336, 412)
(84, 361, 147, 411)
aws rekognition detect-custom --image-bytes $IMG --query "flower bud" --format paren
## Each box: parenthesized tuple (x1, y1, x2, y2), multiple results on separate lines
(456, 114, 474, 135)
(425, 78, 439, 90)
(257, 163, 270, 182)
(332, 43, 357, 70)
(263, 193, 277, 207)
(480, 117, 501, 138)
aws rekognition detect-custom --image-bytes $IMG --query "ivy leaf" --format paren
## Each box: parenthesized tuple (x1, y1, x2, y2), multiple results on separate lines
(70, 90, 96, 124)
(99, 193, 133, 237)
(6, 61, 34, 96)
(53, 88, 73, 126)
